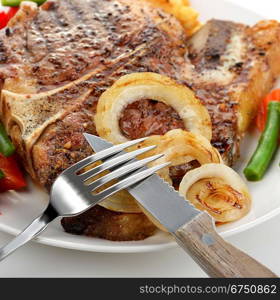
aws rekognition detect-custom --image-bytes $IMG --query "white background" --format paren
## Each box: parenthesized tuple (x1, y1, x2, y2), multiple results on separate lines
(0, 0, 280, 277)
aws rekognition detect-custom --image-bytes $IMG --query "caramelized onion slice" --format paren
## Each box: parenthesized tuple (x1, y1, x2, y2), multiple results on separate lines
(179, 164, 251, 223)
(130, 129, 222, 185)
(95, 72, 212, 144)
(83, 162, 141, 213)
(132, 129, 223, 230)
(101, 129, 222, 220)
(99, 190, 141, 213)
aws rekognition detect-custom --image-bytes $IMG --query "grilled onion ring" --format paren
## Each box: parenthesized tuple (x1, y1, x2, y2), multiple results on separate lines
(94, 72, 212, 143)
(179, 164, 251, 223)
(131, 129, 222, 185)
(82, 161, 141, 213)
(99, 190, 141, 213)
(100, 129, 222, 216)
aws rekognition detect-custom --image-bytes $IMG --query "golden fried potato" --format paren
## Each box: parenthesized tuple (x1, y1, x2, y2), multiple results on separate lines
(144, 0, 201, 35)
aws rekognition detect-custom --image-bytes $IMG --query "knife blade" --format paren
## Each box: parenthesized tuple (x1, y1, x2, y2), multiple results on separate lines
(84, 133, 201, 233)
(83, 133, 278, 278)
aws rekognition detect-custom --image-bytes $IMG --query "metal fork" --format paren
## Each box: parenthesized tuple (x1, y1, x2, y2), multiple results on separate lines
(0, 137, 169, 261)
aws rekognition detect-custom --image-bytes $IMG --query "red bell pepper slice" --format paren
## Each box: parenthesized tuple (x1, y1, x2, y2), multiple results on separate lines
(0, 11, 8, 29)
(0, 7, 19, 30)
(256, 89, 280, 132)
(0, 154, 26, 192)
(6, 6, 18, 20)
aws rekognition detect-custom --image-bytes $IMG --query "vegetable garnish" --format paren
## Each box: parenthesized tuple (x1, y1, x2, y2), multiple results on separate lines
(1, 0, 46, 7)
(0, 11, 8, 29)
(0, 154, 26, 192)
(179, 164, 251, 223)
(0, 122, 15, 157)
(0, 124, 25, 191)
(256, 89, 280, 131)
(6, 6, 18, 18)
(0, 6, 18, 29)
(244, 101, 280, 181)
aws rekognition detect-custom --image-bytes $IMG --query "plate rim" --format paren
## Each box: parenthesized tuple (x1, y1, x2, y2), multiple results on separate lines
(1, 204, 280, 253)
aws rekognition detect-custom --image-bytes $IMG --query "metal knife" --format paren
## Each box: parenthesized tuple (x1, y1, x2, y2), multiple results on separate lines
(84, 133, 277, 278)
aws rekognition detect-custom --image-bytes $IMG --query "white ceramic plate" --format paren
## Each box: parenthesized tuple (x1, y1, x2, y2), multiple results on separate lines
(0, 0, 280, 253)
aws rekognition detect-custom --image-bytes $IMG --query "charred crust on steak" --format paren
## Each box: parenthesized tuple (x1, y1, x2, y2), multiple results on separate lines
(0, 40, 8, 63)
(61, 205, 157, 241)
(188, 20, 237, 70)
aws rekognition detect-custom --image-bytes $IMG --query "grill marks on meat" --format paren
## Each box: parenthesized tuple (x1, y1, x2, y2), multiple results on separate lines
(28, 0, 111, 84)
(185, 20, 280, 164)
(119, 99, 185, 139)
(0, 0, 189, 187)
(188, 20, 236, 71)
(195, 86, 238, 164)
(33, 112, 96, 189)
(19, 0, 187, 89)
(186, 20, 245, 163)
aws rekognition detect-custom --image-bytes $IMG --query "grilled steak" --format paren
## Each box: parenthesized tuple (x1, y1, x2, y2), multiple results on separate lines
(186, 19, 280, 163)
(0, 0, 280, 240)
(61, 205, 157, 241)
(0, 0, 190, 188)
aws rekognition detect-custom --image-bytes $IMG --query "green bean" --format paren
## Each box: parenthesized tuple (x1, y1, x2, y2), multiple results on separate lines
(1, 0, 46, 7)
(244, 101, 280, 181)
(0, 122, 15, 157)
(0, 169, 4, 180)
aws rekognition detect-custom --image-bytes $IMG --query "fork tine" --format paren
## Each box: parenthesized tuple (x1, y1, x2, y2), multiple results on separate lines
(79, 145, 156, 182)
(87, 153, 164, 191)
(66, 137, 148, 173)
(95, 162, 170, 201)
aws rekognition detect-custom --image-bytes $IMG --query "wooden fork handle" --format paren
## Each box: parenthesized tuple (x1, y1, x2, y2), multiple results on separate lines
(173, 212, 277, 278)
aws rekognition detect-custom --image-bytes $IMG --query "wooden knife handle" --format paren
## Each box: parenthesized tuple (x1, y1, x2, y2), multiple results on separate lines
(173, 212, 277, 278)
